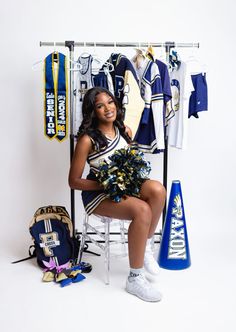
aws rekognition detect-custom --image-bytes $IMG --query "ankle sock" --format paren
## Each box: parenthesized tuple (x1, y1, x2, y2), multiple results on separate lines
(128, 267, 144, 280)
(145, 237, 153, 254)
(146, 238, 152, 246)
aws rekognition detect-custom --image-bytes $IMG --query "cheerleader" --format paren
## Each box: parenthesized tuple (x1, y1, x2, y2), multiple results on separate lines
(69, 87, 166, 302)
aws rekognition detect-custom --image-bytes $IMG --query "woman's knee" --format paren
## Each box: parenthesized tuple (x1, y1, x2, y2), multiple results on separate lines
(145, 181, 166, 201)
(132, 201, 152, 226)
(155, 182, 166, 200)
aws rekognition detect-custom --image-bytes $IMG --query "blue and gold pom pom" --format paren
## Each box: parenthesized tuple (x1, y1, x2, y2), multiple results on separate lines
(96, 146, 151, 202)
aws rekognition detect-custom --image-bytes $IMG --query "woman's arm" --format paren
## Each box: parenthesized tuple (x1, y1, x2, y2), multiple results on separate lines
(68, 134, 103, 191)
(125, 125, 132, 139)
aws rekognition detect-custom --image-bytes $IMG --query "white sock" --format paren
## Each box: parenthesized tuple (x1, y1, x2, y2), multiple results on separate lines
(128, 267, 144, 280)
(144, 237, 160, 276)
(146, 237, 152, 246)
(145, 237, 153, 254)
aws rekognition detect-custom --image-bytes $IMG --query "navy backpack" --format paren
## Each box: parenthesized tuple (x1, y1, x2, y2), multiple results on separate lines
(29, 205, 79, 268)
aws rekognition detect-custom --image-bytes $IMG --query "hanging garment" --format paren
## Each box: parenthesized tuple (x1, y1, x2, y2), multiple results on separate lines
(155, 59, 174, 126)
(132, 57, 164, 153)
(146, 49, 174, 127)
(188, 73, 208, 118)
(167, 61, 194, 149)
(44, 52, 68, 142)
(108, 53, 144, 138)
(185, 56, 208, 118)
(74, 55, 93, 135)
(92, 66, 114, 95)
(74, 55, 114, 135)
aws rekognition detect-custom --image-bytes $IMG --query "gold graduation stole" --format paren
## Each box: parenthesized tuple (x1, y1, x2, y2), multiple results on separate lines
(44, 52, 68, 141)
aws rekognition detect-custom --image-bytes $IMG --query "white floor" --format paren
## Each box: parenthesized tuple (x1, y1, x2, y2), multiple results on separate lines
(1, 227, 235, 332)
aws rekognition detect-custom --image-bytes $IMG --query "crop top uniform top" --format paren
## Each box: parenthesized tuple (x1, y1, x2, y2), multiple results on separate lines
(81, 127, 128, 215)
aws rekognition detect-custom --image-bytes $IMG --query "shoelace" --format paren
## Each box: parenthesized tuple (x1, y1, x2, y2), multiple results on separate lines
(133, 274, 152, 290)
(144, 251, 155, 262)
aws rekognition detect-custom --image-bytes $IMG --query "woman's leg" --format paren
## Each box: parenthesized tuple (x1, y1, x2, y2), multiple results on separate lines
(140, 180, 166, 238)
(93, 195, 162, 302)
(93, 196, 152, 268)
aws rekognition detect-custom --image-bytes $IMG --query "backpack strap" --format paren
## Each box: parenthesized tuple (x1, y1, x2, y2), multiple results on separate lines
(29, 213, 73, 237)
(11, 245, 36, 264)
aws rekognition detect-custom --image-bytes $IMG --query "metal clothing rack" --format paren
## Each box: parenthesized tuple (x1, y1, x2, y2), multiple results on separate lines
(40, 40, 200, 233)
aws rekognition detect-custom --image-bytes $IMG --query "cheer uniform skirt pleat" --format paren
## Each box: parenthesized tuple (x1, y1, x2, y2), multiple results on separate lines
(81, 171, 108, 215)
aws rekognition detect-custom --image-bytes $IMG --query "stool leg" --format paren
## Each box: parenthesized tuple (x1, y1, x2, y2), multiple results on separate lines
(104, 219, 110, 285)
(77, 214, 88, 264)
(120, 220, 126, 255)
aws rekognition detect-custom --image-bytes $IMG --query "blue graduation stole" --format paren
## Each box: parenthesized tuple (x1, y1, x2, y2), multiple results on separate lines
(44, 52, 68, 141)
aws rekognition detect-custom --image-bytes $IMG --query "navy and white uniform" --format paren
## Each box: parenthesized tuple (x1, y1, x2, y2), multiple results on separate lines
(74, 55, 93, 134)
(155, 59, 174, 125)
(132, 58, 164, 153)
(188, 73, 208, 118)
(82, 127, 128, 215)
(74, 55, 114, 135)
(108, 53, 144, 137)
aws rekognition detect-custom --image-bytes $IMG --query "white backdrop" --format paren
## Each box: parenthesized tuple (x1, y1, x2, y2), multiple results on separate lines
(1, 0, 235, 266)
(1, 1, 236, 331)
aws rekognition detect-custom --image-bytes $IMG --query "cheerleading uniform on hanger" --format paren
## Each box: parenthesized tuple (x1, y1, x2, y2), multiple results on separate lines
(155, 59, 174, 126)
(92, 66, 114, 95)
(184, 57, 208, 118)
(74, 55, 115, 135)
(188, 73, 208, 118)
(81, 127, 128, 215)
(132, 57, 164, 153)
(167, 61, 194, 149)
(108, 53, 144, 138)
(74, 55, 93, 134)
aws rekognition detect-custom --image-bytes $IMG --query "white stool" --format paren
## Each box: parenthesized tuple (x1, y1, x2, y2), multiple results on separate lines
(78, 213, 131, 285)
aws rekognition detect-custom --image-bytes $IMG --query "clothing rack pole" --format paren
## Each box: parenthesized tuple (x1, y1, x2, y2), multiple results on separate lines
(162, 41, 175, 227)
(40, 41, 199, 48)
(40, 40, 200, 234)
(64, 41, 76, 235)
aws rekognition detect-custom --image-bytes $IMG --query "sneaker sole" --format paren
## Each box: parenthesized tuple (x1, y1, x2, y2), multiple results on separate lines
(125, 287, 162, 302)
(145, 272, 160, 283)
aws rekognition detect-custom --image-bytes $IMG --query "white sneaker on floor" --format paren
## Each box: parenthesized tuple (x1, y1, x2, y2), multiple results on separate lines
(125, 274, 162, 302)
(144, 251, 161, 276)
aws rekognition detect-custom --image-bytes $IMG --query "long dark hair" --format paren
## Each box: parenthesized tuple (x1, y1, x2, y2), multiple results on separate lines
(78, 87, 132, 150)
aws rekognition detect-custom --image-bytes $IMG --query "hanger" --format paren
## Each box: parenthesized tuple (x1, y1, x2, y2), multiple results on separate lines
(186, 44, 199, 61)
(135, 42, 146, 55)
(92, 57, 114, 73)
(186, 45, 207, 74)
(77, 42, 114, 73)
(156, 43, 166, 63)
(78, 42, 91, 58)
(114, 41, 117, 53)
(32, 57, 82, 71)
(52, 43, 58, 62)
(146, 43, 155, 61)
(90, 42, 106, 66)
(32, 43, 82, 72)
(169, 49, 181, 71)
(68, 59, 82, 71)
(132, 42, 147, 68)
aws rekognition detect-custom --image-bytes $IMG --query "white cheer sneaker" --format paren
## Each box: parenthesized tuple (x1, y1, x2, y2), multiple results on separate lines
(144, 251, 161, 276)
(125, 274, 162, 302)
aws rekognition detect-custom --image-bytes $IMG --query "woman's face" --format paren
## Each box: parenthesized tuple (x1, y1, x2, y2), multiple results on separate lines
(94, 92, 117, 124)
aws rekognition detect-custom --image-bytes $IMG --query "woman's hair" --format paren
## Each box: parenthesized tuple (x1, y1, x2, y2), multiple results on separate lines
(78, 87, 132, 150)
